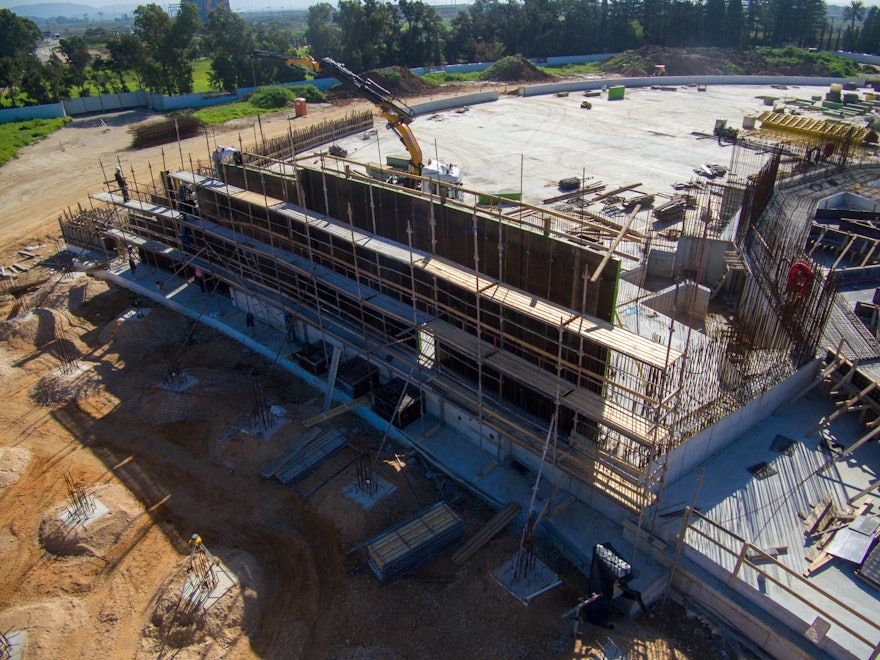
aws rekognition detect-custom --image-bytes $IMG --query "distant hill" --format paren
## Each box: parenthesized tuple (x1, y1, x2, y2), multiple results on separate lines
(8, 2, 138, 19)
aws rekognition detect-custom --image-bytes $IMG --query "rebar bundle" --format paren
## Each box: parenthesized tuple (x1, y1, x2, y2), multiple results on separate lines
(249, 376, 272, 432)
(354, 434, 376, 495)
(55, 329, 80, 376)
(64, 471, 95, 520)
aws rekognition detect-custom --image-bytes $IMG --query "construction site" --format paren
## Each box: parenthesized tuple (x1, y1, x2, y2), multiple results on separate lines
(3, 73, 880, 658)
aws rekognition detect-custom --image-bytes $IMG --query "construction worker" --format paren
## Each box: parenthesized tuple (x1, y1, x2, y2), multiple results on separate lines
(115, 166, 130, 202)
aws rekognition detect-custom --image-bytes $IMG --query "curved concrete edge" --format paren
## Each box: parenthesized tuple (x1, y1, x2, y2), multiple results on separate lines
(521, 75, 867, 97)
(410, 91, 500, 116)
(92, 267, 339, 394)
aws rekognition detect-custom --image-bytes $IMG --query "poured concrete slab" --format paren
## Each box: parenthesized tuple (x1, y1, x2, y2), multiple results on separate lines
(3, 630, 26, 660)
(493, 555, 561, 605)
(342, 475, 396, 509)
(158, 373, 198, 393)
(59, 497, 108, 529)
(328, 84, 829, 209)
(180, 561, 238, 611)
(240, 415, 288, 440)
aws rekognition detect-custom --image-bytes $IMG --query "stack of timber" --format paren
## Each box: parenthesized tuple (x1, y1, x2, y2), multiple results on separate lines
(451, 502, 521, 565)
(652, 195, 687, 222)
(261, 427, 346, 485)
(130, 115, 203, 148)
(364, 502, 464, 584)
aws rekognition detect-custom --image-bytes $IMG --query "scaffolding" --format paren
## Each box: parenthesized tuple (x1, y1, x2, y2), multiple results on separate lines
(58, 113, 857, 516)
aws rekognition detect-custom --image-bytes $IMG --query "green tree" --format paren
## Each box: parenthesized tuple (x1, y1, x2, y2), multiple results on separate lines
(857, 6, 880, 53)
(133, 2, 200, 95)
(397, 0, 444, 66)
(0, 8, 41, 105)
(59, 35, 91, 95)
(843, 0, 866, 33)
(106, 32, 144, 91)
(726, 0, 745, 47)
(305, 3, 342, 60)
(0, 9, 40, 60)
(19, 54, 50, 103)
(204, 5, 254, 90)
(705, 0, 727, 45)
(334, 0, 397, 70)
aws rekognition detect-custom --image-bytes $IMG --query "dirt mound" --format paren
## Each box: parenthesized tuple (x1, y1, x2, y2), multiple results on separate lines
(480, 54, 552, 82)
(0, 447, 31, 489)
(0, 597, 89, 655)
(363, 66, 434, 96)
(39, 483, 143, 557)
(139, 548, 261, 658)
(36, 273, 111, 316)
(600, 45, 861, 77)
(30, 365, 101, 406)
(0, 307, 69, 351)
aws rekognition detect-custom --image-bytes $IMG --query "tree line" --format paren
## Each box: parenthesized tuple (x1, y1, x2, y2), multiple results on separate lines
(2, 0, 880, 107)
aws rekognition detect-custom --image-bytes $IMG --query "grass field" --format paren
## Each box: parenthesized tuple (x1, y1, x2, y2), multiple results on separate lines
(0, 117, 70, 168)
(192, 100, 273, 124)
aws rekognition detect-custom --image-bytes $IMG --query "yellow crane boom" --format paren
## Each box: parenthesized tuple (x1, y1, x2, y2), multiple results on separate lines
(252, 50, 424, 177)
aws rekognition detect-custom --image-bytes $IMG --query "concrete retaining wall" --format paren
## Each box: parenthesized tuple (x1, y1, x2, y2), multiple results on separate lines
(411, 90, 499, 116)
(647, 248, 675, 279)
(675, 236, 733, 286)
(521, 75, 866, 97)
(655, 359, 821, 486)
(642, 281, 710, 321)
(671, 565, 827, 660)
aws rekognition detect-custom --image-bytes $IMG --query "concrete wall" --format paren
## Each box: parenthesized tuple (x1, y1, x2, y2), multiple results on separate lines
(521, 75, 866, 97)
(410, 90, 499, 116)
(654, 359, 821, 486)
(0, 103, 66, 123)
(835, 51, 880, 67)
(671, 566, 826, 660)
(63, 91, 146, 115)
(642, 281, 710, 321)
(647, 248, 675, 279)
(675, 235, 733, 286)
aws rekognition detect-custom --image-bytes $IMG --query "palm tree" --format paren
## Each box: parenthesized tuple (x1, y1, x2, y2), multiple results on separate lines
(843, 0, 867, 33)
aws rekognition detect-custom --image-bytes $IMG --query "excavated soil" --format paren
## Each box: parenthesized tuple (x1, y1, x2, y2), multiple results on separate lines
(480, 54, 553, 82)
(139, 548, 261, 658)
(601, 45, 868, 77)
(365, 65, 435, 95)
(0, 447, 31, 489)
(39, 483, 142, 557)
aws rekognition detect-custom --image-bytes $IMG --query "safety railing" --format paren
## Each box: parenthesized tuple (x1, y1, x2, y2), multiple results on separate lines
(681, 507, 880, 659)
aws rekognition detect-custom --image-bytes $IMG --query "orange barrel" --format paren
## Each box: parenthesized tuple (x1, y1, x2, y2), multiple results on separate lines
(294, 98, 307, 117)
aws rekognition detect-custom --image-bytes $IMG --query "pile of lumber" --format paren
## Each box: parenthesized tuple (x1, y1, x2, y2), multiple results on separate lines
(130, 114, 204, 149)
(363, 502, 464, 583)
(652, 195, 687, 222)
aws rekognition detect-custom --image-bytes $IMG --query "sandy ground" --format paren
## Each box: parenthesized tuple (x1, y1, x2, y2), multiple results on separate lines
(0, 93, 747, 658)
